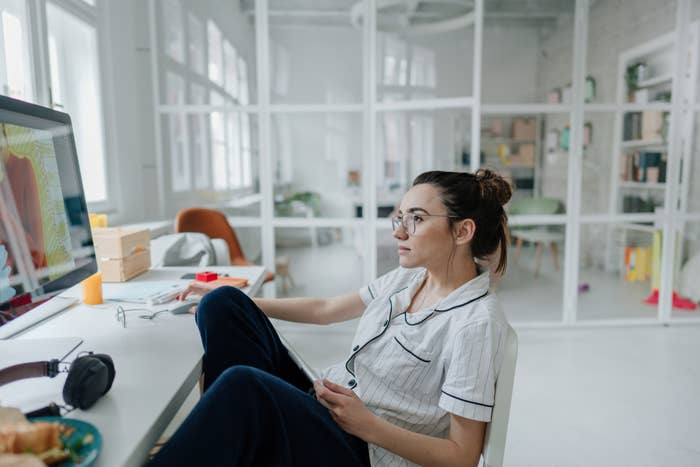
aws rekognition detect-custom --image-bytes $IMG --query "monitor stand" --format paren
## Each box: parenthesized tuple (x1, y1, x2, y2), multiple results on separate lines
(0, 296, 79, 339)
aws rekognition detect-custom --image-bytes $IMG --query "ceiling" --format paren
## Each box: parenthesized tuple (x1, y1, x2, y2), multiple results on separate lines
(239, 0, 575, 29)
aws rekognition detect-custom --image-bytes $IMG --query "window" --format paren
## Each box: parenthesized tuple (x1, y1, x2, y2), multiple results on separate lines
(0, 0, 33, 100)
(163, 0, 184, 64)
(207, 20, 222, 86)
(165, 72, 190, 192)
(46, 2, 107, 203)
(410, 47, 436, 88)
(187, 12, 204, 75)
(240, 112, 252, 186)
(209, 91, 227, 190)
(190, 83, 209, 189)
(226, 112, 242, 188)
(223, 40, 238, 99)
(238, 57, 249, 105)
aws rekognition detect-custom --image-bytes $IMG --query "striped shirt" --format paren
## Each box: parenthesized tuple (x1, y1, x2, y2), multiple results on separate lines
(321, 267, 509, 467)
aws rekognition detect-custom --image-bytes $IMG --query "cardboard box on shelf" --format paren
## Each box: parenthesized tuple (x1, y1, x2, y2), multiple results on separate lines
(516, 143, 536, 166)
(512, 118, 536, 140)
(490, 118, 503, 136)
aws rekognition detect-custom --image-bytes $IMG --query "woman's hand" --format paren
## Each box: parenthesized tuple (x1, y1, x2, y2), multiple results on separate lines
(314, 379, 378, 441)
(176, 282, 216, 302)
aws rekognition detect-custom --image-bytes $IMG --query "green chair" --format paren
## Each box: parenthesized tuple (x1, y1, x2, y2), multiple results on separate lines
(508, 197, 564, 276)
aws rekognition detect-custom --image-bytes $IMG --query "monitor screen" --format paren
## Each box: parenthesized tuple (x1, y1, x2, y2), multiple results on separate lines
(0, 95, 96, 332)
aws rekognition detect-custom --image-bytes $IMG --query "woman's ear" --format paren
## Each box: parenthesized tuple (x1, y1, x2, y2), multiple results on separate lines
(453, 219, 476, 245)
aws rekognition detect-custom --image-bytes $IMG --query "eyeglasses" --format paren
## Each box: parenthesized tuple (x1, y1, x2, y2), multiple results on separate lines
(391, 212, 460, 235)
(115, 306, 171, 328)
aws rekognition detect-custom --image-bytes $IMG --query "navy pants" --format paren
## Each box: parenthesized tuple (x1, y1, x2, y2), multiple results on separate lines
(149, 287, 370, 467)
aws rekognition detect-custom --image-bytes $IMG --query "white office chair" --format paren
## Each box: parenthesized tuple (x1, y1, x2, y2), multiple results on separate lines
(482, 324, 518, 467)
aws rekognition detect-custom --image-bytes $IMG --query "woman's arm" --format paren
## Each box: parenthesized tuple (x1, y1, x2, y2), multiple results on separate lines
(178, 283, 366, 325)
(254, 292, 365, 325)
(315, 380, 484, 467)
(365, 412, 484, 467)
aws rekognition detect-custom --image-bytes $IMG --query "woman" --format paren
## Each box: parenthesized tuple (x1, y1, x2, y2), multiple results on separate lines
(150, 169, 512, 467)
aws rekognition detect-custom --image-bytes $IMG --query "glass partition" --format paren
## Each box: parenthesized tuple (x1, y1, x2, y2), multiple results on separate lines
(578, 222, 660, 321)
(671, 220, 700, 320)
(156, 0, 256, 105)
(376, 6, 474, 102)
(272, 113, 363, 219)
(483, 1, 575, 104)
(587, 0, 677, 105)
(375, 108, 471, 213)
(501, 223, 566, 323)
(269, 3, 363, 104)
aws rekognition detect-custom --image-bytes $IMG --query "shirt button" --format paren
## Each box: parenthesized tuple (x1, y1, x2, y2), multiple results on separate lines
(352, 345, 359, 351)
(348, 379, 356, 387)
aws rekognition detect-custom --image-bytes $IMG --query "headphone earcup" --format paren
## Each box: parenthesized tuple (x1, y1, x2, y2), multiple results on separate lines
(90, 354, 115, 394)
(63, 356, 109, 410)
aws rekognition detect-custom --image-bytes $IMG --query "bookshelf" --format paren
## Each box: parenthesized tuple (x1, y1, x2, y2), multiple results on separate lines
(479, 115, 540, 200)
(604, 22, 700, 275)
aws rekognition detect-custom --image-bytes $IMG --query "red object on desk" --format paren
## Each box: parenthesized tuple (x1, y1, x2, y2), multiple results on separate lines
(196, 271, 218, 282)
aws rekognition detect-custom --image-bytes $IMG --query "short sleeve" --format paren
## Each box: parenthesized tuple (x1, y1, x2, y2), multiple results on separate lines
(439, 320, 506, 422)
(358, 267, 404, 305)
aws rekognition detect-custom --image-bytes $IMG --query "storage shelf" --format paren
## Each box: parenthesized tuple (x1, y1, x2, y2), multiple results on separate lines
(482, 137, 536, 143)
(620, 139, 667, 151)
(614, 222, 659, 234)
(636, 74, 673, 88)
(619, 181, 666, 189)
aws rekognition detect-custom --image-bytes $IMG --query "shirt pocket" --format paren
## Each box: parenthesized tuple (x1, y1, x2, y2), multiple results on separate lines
(375, 335, 437, 394)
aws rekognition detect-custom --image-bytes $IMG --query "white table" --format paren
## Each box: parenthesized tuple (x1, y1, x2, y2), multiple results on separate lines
(0, 266, 265, 467)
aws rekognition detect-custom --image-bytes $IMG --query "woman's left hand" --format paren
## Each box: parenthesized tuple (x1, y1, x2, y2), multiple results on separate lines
(314, 379, 377, 440)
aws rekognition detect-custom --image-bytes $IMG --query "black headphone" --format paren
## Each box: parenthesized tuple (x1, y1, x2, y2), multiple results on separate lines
(0, 352, 115, 413)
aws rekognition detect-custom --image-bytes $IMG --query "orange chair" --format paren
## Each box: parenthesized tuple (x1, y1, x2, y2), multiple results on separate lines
(175, 207, 274, 283)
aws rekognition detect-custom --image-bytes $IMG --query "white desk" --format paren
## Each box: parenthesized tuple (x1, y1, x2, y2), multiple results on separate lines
(0, 266, 265, 467)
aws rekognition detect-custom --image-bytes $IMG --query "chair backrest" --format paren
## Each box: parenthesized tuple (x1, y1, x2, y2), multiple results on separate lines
(175, 208, 246, 264)
(508, 197, 562, 216)
(482, 324, 518, 467)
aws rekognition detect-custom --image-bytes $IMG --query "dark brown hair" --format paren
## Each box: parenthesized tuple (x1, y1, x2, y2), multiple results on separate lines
(412, 169, 512, 274)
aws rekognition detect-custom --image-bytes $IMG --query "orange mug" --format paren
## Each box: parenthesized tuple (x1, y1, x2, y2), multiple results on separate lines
(82, 272, 103, 305)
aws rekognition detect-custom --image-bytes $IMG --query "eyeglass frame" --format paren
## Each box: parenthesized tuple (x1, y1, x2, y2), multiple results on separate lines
(115, 305, 168, 328)
(390, 212, 462, 235)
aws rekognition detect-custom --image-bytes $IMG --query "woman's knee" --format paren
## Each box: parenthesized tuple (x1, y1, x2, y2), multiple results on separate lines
(211, 365, 268, 395)
(195, 286, 255, 329)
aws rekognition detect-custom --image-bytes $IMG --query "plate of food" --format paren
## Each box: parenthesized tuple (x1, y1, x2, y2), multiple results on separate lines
(0, 408, 101, 466)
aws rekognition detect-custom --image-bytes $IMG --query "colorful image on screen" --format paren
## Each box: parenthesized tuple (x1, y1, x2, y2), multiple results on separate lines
(0, 122, 74, 305)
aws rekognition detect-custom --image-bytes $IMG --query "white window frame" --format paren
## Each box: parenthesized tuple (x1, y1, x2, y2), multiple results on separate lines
(27, 0, 118, 214)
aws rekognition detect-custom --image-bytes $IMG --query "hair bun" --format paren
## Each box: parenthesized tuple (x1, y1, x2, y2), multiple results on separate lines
(475, 169, 512, 206)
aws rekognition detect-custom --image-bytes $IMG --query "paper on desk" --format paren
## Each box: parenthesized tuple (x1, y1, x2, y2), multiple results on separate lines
(103, 281, 184, 303)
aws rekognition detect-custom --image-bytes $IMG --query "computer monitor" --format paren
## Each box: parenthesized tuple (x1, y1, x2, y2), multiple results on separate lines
(0, 95, 97, 338)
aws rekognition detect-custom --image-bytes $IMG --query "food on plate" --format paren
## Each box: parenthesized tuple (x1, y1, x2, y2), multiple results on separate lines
(0, 407, 93, 465)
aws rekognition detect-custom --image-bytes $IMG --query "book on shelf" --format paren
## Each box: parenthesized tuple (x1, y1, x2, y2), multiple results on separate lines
(623, 111, 668, 143)
(624, 245, 653, 282)
(620, 151, 666, 183)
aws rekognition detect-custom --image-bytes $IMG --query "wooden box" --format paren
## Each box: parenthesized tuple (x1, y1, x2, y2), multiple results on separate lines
(512, 118, 536, 141)
(93, 228, 151, 259)
(517, 143, 536, 166)
(98, 249, 151, 282)
(93, 227, 151, 282)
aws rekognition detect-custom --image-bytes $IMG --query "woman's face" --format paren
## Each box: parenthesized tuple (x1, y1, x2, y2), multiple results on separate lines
(393, 183, 457, 270)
